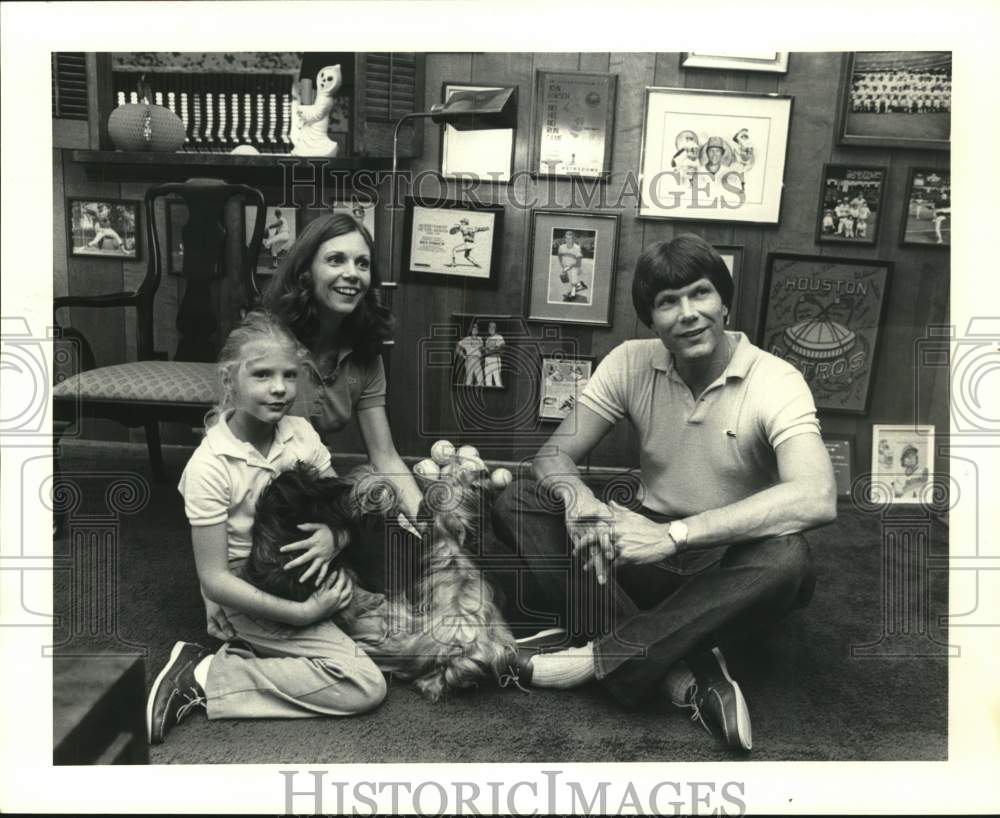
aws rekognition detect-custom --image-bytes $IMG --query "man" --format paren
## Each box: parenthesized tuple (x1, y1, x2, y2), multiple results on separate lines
(457, 322, 485, 386)
(557, 230, 586, 302)
(447, 218, 490, 268)
(483, 321, 505, 388)
(494, 234, 836, 752)
(263, 209, 291, 268)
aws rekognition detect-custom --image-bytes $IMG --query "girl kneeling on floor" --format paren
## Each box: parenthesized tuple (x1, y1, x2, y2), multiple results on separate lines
(146, 310, 386, 745)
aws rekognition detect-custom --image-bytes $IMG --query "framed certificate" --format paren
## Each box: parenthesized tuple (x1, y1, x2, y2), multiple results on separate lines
(532, 71, 617, 179)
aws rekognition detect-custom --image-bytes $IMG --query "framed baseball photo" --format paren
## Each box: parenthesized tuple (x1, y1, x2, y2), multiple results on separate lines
(452, 314, 520, 391)
(758, 253, 892, 415)
(440, 82, 516, 182)
(680, 52, 789, 73)
(67, 198, 140, 260)
(538, 353, 595, 423)
(637, 87, 793, 224)
(531, 70, 617, 179)
(403, 197, 503, 286)
(837, 51, 951, 150)
(165, 198, 187, 275)
(525, 210, 620, 326)
(871, 424, 935, 505)
(815, 164, 887, 246)
(900, 167, 950, 247)
(245, 205, 297, 277)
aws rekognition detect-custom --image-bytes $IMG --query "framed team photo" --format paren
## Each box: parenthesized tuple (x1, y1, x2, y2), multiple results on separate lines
(758, 253, 892, 415)
(525, 210, 620, 326)
(900, 167, 950, 247)
(637, 87, 793, 224)
(402, 197, 503, 286)
(837, 51, 951, 150)
(440, 82, 516, 182)
(538, 353, 595, 422)
(871, 424, 935, 505)
(815, 164, 887, 246)
(680, 52, 789, 73)
(67, 197, 140, 260)
(244, 205, 297, 277)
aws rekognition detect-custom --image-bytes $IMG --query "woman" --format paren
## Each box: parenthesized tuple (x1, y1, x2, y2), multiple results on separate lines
(260, 213, 423, 593)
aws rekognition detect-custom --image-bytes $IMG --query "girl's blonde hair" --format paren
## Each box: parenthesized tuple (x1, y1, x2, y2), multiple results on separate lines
(204, 310, 305, 428)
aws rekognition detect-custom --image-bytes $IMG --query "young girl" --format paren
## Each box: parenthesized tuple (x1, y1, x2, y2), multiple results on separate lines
(146, 311, 386, 745)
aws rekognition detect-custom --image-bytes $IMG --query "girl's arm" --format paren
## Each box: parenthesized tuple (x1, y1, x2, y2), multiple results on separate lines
(357, 404, 423, 521)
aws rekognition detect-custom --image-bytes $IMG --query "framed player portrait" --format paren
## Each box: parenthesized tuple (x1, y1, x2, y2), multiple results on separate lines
(680, 52, 789, 73)
(67, 197, 141, 260)
(837, 51, 951, 150)
(244, 204, 297, 278)
(165, 198, 187, 275)
(637, 87, 793, 224)
(815, 164, 888, 247)
(440, 82, 516, 182)
(402, 197, 503, 286)
(451, 314, 522, 391)
(900, 167, 950, 247)
(871, 425, 936, 505)
(525, 209, 620, 326)
(538, 353, 595, 423)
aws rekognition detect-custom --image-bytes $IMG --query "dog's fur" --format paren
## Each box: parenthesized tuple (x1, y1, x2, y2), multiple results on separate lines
(249, 464, 517, 701)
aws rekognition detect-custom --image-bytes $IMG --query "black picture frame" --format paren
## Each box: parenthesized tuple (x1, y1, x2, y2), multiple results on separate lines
(244, 204, 298, 279)
(712, 243, 744, 328)
(899, 166, 951, 248)
(538, 352, 596, 423)
(758, 252, 892, 415)
(402, 197, 504, 287)
(165, 198, 187, 276)
(836, 51, 951, 150)
(66, 197, 141, 261)
(531, 70, 617, 180)
(814, 164, 888, 247)
(439, 81, 517, 182)
(822, 434, 856, 498)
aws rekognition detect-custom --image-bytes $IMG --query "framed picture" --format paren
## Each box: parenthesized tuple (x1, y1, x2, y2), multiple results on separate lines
(637, 87, 793, 224)
(525, 210, 620, 326)
(837, 51, 951, 150)
(299, 200, 377, 240)
(681, 52, 789, 74)
(900, 167, 950, 247)
(713, 243, 744, 324)
(67, 198, 140, 260)
(245, 205, 297, 277)
(452, 314, 520, 390)
(538, 353, 595, 422)
(815, 164, 888, 246)
(531, 70, 617, 179)
(823, 435, 856, 498)
(871, 425, 935, 505)
(402, 197, 503, 286)
(165, 199, 187, 275)
(440, 82, 516, 182)
(758, 253, 892, 414)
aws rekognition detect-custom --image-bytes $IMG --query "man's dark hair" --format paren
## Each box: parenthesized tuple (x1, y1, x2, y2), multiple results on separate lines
(631, 234, 734, 327)
(247, 465, 355, 603)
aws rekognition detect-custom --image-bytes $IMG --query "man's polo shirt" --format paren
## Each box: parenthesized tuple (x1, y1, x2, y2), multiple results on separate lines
(178, 414, 332, 562)
(579, 332, 820, 517)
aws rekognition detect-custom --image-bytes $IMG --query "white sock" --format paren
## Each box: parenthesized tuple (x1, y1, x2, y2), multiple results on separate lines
(193, 655, 213, 692)
(661, 661, 696, 705)
(529, 642, 596, 688)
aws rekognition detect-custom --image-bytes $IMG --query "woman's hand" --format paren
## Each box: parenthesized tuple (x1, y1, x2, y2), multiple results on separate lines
(280, 523, 348, 587)
(201, 588, 237, 641)
(565, 491, 615, 585)
(296, 569, 354, 625)
(608, 501, 677, 565)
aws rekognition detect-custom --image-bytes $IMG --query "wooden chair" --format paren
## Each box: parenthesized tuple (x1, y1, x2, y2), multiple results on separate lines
(53, 181, 266, 480)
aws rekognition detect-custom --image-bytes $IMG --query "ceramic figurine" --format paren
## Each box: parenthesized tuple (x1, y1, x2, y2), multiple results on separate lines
(290, 64, 342, 157)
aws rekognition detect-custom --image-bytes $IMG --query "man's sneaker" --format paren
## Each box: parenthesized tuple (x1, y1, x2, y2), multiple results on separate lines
(498, 628, 570, 688)
(676, 647, 752, 752)
(146, 641, 212, 745)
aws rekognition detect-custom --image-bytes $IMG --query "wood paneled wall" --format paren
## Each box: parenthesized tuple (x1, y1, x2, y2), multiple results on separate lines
(54, 52, 950, 476)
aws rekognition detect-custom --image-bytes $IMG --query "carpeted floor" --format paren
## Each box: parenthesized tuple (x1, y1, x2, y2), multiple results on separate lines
(52, 441, 949, 763)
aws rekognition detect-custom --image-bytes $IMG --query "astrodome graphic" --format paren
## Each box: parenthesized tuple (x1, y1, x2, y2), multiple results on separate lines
(783, 317, 857, 360)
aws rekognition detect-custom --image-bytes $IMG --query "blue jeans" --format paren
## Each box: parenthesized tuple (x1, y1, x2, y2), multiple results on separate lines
(492, 479, 817, 707)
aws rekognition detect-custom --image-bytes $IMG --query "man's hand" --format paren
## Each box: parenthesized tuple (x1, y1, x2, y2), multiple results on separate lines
(281, 523, 347, 587)
(608, 501, 678, 565)
(296, 570, 355, 626)
(201, 589, 236, 641)
(565, 491, 615, 585)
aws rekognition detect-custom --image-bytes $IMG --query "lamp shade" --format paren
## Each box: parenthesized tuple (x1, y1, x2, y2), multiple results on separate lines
(429, 87, 518, 131)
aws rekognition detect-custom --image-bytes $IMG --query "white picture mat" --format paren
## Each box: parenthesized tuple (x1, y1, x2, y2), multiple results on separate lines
(408, 205, 495, 278)
(683, 51, 789, 72)
(440, 84, 514, 181)
(871, 424, 936, 504)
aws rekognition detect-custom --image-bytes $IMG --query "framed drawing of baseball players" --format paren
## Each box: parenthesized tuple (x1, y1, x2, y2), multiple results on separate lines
(402, 197, 504, 286)
(524, 209, 620, 326)
(637, 87, 793, 224)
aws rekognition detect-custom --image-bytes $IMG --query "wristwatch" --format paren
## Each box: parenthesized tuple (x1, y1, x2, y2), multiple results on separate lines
(666, 519, 689, 551)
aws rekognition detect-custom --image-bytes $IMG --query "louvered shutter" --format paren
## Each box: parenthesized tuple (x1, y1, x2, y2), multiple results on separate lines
(52, 53, 89, 120)
(353, 53, 425, 157)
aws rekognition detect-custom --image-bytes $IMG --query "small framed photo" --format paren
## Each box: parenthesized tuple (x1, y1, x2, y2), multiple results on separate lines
(538, 353, 595, 422)
(526, 210, 620, 326)
(823, 435, 856, 498)
(67, 198, 140, 260)
(900, 167, 950, 247)
(452, 314, 519, 390)
(440, 82, 516, 182)
(871, 425, 935, 505)
(815, 164, 887, 246)
(403, 198, 503, 286)
(759, 253, 892, 415)
(713, 243, 744, 323)
(638, 87, 793, 224)
(245, 205, 297, 277)
(532, 70, 617, 179)
(837, 51, 951, 150)
(165, 199, 187, 275)
(681, 52, 789, 74)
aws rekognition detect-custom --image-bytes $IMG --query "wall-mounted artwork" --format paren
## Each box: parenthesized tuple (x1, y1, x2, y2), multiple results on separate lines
(759, 253, 892, 414)
(538, 353, 595, 422)
(681, 52, 789, 73)
(900, 167, 950, 247)
(440, 82, 516, 182)
(815, 164, 887, 246)
(67, 198, 140, 260)
(245, 205, 297, 277)
(403, 198, 503, 286)
(871, 424, 935, 504)
(165, 199, 187, 275)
